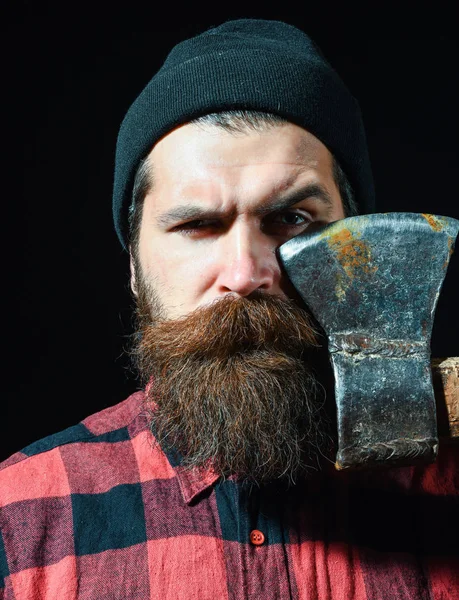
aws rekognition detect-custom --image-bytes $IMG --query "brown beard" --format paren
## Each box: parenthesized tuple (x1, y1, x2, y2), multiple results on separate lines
(131, 273, 334, 485)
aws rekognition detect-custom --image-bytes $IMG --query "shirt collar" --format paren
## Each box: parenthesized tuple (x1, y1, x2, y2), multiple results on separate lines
(174, 462, 221, 504)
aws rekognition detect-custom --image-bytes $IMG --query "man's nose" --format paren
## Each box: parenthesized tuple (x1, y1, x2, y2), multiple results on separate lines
(215, 223, 279, 296)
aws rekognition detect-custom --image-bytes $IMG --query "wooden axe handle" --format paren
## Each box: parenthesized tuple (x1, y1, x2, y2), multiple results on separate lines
(432, 357, 459, 439)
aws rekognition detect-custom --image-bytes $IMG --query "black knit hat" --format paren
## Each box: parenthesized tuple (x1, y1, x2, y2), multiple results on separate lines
(113, 19, 375, 249)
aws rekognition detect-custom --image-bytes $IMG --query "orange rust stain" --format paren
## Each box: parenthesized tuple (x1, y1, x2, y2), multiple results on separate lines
(422, 213, 444, 232)
(443, 236, 455, 269)
(326, 227, 378, 301)
(329, 228, 354, 245)
(328, 228, 378, 279)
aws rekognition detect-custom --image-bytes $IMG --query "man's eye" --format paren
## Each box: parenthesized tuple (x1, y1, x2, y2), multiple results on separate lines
(173, 219, 221, 234)
(269, 211, 311, 227)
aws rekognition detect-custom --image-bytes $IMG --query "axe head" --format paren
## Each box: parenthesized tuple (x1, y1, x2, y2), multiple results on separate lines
(278, 213, 459, 470)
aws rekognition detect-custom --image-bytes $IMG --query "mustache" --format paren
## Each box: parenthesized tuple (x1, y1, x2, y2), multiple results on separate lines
(137, 293, 320, 367)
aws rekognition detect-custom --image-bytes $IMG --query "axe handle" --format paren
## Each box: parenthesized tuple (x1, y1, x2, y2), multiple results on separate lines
(432, 357, 459, 439)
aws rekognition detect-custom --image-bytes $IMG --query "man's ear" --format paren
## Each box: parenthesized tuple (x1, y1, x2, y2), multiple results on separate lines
(129, 251, 138, 298)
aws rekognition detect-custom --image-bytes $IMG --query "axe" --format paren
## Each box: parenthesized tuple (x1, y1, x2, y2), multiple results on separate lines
(278, 213, 459, 470)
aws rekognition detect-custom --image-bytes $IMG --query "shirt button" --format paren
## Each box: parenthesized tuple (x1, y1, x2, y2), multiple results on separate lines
(250, 530, 265, 546)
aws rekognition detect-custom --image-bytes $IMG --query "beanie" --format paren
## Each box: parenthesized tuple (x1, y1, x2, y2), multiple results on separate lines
(113, 19, 375, 249)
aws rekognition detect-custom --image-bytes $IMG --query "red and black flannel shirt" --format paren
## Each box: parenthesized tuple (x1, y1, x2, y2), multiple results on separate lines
(1, 390, 458, 599)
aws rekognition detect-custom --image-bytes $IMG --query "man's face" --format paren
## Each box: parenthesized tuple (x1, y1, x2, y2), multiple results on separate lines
(132, 122, 345, 315)
(131, 121, 344, 484)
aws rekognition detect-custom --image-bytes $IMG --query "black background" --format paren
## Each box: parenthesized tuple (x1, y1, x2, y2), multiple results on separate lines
(3, 3, 458, 461)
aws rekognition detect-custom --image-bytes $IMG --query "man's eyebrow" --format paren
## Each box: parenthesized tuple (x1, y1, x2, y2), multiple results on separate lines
(253, 183, 334, 216)
(156, 183, 333, 227)
(156, 205, 235, 228)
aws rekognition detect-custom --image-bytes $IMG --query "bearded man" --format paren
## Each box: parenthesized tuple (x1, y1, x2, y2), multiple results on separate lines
(1, 19, 457, 600)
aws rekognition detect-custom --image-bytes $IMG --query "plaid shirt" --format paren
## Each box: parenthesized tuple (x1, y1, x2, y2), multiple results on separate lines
(1, 390, 458, 599)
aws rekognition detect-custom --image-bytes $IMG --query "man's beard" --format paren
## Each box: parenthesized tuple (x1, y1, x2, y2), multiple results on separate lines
(131, 272, 335, 486)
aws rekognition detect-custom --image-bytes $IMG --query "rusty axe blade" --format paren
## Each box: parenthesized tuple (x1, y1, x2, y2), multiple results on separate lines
(278, 213, 459, 470)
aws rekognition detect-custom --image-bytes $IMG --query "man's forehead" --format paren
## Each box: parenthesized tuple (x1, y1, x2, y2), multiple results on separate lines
(146, 121, 334, 188)
(138, 122, 342, 223)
